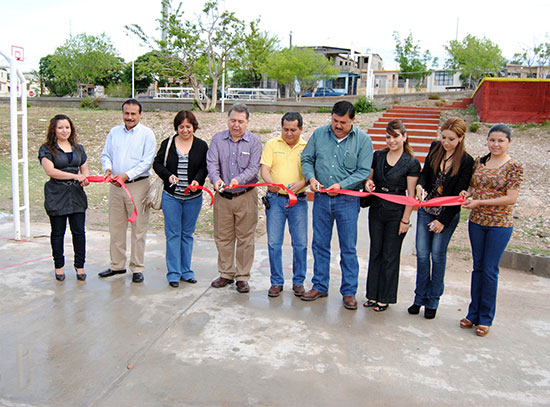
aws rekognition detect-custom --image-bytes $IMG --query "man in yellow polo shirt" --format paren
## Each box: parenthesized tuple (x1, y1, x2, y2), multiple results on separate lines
(261, 112, 308, 298)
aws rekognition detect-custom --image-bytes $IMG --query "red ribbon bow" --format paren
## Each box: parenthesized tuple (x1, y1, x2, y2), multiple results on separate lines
(183, 185, 215, 206)
(86, 176, 138, 223)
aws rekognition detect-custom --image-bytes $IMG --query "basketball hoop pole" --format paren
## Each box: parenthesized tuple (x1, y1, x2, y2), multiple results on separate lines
(0, 50, 30, 240)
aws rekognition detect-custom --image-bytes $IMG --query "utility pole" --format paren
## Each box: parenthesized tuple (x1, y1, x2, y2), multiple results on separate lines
(162, 1, 168, 42)
(289, 31, 293, 48)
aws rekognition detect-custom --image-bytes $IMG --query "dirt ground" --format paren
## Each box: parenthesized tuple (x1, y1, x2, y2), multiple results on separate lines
(0, 102, 549, 256)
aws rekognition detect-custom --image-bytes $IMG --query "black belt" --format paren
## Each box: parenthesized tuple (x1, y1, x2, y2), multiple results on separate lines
(377, 186, 406, 194)
(126, 176, 149, 184)
(275, 192, 306, 198)
(219, 187, 254, 199)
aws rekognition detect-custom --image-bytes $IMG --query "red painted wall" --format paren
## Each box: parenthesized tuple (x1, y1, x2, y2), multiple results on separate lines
(473, 79, 550, 124)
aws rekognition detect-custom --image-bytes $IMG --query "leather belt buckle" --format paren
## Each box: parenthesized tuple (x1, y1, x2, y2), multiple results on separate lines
(220, 191, 233, 200)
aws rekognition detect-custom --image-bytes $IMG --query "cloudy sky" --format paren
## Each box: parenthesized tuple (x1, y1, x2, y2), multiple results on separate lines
(2, 0, 549, 72)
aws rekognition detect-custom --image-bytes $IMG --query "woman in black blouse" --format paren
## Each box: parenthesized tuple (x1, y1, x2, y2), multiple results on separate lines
(39, 114, 89, 281)
(408, 117, 474, 319)
(363, 119, 420, 312)
(153, 110, 208, 287)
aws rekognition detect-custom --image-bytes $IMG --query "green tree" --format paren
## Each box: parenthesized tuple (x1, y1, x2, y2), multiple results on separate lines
(445, 34, 506, 88)
(261, 47, 339, 100)
(47, 33, 124, 95)
(393, 32, 437, 82)
(512, 40, 550, 75)
(230, 20, 279, 87)
(128, 0, 245, 111)
(121, 52, 158, 93)
(37, 54, 74, 96)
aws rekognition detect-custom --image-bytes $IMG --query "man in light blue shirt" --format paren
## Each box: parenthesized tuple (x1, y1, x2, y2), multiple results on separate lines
(301, 101, 373, 309)
(99, 99, 156, 283)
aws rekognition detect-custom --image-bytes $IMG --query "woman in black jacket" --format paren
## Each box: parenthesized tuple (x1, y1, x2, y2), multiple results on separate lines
(364, 119, 420, 312)
(153, 110, 208, 287)
(408, 117, 474, 319)
(39, 114, 89, 281)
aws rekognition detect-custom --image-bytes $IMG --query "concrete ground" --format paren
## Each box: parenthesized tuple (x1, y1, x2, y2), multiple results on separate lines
(1, 212, 550, 407)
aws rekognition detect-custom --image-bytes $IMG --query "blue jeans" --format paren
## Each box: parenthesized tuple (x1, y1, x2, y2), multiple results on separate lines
(466, 221, 513, 326)
(265, 192, 308, 286)
(414, 207, 460, 309)
(161, 191, 202, 283)
(311, 193, 360, 296)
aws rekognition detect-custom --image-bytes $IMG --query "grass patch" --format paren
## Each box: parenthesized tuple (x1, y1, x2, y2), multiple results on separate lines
(465, 104, 478, 117)
(316, 107, 332, 113)
(448, 245, 472, 261)
(428, 93, 440, 100)
(510, 121, 550, 131)
(460, 209, 470, 223)
(251, 128, 273, 134)
(508, 245, 550, 256)
(469, 123, 479, 133)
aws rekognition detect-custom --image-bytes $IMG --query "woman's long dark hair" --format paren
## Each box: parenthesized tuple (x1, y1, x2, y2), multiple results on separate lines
(45, 114, 78, 159)
(384, 119, 415, 157)
(430, 117, 467, 177)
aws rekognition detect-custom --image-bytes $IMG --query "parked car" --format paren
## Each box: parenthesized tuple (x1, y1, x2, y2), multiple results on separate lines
(302, 87, 346, 97)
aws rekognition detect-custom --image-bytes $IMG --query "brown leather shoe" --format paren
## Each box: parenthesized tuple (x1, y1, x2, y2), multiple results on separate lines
(476, 325, 490, 337)
(460, 318, 474, 329)
(342, 296, 358, 310)
(236, 281, 250, 293)
(292, 284, 305, 297)
(211, 277, 234, 288)
(300, 289, 328, 301)
(268, 285, 283, 297)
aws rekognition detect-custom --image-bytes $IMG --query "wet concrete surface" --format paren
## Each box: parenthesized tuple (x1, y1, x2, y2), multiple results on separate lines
(1, 218, 550, 407)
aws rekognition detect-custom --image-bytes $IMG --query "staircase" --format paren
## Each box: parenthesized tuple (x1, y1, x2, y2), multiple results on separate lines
(442, 97, 473, 110)
(368, 106, 442, 164)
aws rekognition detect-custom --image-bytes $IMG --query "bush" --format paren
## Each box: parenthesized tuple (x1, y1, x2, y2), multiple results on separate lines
(80, 96, 99, 109)
(354, 96, 375, 113)
(469, 123, 479, 133)
(316, 107, 332, 113)
(105, 83, 131, 98)
(434, 100, 446, 107)
(428, 93, 440, 100)
(465, 104, 478, 116)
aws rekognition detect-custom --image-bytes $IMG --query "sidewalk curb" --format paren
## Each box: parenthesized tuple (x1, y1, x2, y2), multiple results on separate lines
(501, 249, 550, 278)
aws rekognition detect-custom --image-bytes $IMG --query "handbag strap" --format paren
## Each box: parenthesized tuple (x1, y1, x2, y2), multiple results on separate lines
(164, 135, 174, 166)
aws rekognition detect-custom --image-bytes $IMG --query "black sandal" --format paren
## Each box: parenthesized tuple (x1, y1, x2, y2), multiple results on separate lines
(374, 303, 389, 312)
(363, 299, 377, 308)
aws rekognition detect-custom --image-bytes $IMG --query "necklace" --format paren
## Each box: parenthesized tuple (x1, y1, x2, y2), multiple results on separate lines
(442, 152, 454, 170)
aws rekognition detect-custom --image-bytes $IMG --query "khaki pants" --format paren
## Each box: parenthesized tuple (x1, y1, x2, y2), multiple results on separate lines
(108, 178, 150, 272)
(213, 188, 258, 281)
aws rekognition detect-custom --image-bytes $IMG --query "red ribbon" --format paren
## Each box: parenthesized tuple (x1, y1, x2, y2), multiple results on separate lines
(86, 176, 138, 223)
(317, 188, 465, 207)
(224, 183, 298, 207)
(183, 185, 215, 206)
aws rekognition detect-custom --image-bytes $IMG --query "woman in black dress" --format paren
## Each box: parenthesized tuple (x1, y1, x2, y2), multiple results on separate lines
(364, 119, 420, 312)
(39, 115, 89, 281)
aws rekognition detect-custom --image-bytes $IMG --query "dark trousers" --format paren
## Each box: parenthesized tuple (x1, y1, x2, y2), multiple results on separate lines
(366, 205, 407, 304)
(49, 212, 86, 269)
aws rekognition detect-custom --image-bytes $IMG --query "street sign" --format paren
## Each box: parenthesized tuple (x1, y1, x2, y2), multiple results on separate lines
(11, 45, 24, 61)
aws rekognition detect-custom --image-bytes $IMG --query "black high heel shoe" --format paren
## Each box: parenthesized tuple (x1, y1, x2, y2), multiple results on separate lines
(55, 271, 65, 281)
(408, 304, 421, 315)
(76, 269, 87, 281)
